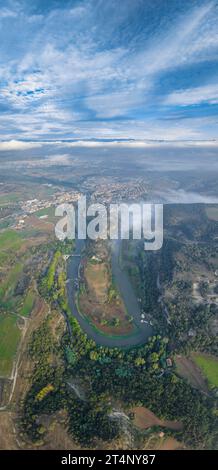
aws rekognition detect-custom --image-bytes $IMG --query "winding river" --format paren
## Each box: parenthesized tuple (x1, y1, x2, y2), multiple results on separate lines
(67, 239, 152, 348)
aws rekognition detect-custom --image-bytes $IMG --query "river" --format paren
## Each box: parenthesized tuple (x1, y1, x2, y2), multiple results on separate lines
(67, 239, 152, 348)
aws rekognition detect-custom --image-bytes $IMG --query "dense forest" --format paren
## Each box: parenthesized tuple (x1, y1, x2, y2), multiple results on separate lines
(21, 312, 218, 448)
(126, 214, 218, 356)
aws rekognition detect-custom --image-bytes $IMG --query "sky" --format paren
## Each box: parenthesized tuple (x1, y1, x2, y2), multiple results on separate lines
(0, 0, 218, 143)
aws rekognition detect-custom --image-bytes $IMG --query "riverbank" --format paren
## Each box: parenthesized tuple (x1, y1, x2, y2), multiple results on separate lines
(67, 239, 152, 348)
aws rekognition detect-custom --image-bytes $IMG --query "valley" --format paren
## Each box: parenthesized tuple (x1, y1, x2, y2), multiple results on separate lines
(0, 168, 217, 451)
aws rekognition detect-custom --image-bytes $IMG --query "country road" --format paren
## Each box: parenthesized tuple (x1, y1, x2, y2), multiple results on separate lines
(67, 239, 152, 348)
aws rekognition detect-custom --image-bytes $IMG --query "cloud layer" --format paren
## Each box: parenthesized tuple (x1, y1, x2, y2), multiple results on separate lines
(0, 0, 217, 141)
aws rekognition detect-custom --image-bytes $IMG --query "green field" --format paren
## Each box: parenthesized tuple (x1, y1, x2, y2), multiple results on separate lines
(0, 262, 23, 298)
(0, 230, 23, 266)
(0, 314, 21, 377)
(0, 185, 55, 207)
(193, 354, 218, 388)
(35, 206, 55, 221)
(0, 230, 25, 305)
(0, 193, 19, 206)
(0, 219, 12, 230)
(0, 229, 22, 248)
(35, 206, 54, 216)
(20, 290, 36, 316)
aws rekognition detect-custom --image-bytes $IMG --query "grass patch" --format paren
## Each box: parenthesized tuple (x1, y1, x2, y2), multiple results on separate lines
(85, 260, 109, 303)
(0, 219, 12, 230)
(0, 230, 22, 251)
(35, 206, 55, 220)
(0, 193, 19, 205)
(79, 258, 135, 336)
(0, 314, 21, 377)
(0, 263, 23, 313)
(0, 230, 24, 266)
(19, 290, 36, 316)
(0, 262, 23, 297)
(193, 354, 218, 388)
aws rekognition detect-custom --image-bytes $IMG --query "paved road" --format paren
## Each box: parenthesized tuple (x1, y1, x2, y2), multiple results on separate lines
(67, 240, 152, 348)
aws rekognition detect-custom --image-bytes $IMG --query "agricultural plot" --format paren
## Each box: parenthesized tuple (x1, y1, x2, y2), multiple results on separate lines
(0, 230, 22, 253)
(192, 354, 218, 389)
(175, 356, 208, 393)
(0, 262, 24, 310)
(79, 258, 134, 336)
(0, 230, 27, 266)
(0, 193, 19, 206)
(35, 206, 55, 220)
(0, 314, 21, 377)
(19, 290, 36, 317)
(85, 260, 109, 304)
(0, 262, 23, 294)
(132, 406, 183, 431)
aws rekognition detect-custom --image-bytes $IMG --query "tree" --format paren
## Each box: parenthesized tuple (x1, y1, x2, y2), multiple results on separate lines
(135, 357, 145, 366)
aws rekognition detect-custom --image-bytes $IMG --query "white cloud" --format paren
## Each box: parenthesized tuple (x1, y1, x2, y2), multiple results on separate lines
(0, 1, 217, 139)
(156, 188, 218, 204)
(164, 84, 218, 106)
(0, 139, 218, 153)
(1, 72, 49, 108)
(57, 139, 218, 149)
(46, 153, 70, 164)
(127, 2, 216, 83)
(0, 7, 17, 19)
(81, 2, 218, 119)
(0, 140, 43, 151)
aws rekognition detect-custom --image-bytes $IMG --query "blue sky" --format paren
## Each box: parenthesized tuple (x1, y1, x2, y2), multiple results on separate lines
(0, 0, 218, 142)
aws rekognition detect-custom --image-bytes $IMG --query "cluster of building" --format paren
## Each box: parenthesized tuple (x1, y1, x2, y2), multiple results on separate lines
(21, 198, 52, 214)
(20, 191, 82, 215)
(14, 215, 27, 230)
(53, 191, 82, 204)
(91, 180, 148, 204)
(14, 190, 82, 230)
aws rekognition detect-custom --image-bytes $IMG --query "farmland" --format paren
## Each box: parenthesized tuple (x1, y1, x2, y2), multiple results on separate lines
(175, 355, 208, 393)
(35, 205, 55, 217)
(0, 211, 55, 379)
(131, 406, 183, 431)
(0, 262, 24, 306)
(0, 193, 19, 206)
(0, 314, 21, 377)
(19, 290, 36, 317)
(192, 354, 218, 388)
(0, 179, 218, 449)
(79, 256, 134, 335)
(0, 230, 22, 262)
(0, 230, 22, 250)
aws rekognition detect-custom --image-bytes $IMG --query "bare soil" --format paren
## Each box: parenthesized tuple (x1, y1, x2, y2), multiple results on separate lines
(131, 406, 183, 431)
(157, 437, 184, 450)
(175, 355, 208, 393)
(0, 412, 17, 450)
(79, 260, 134, 335)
